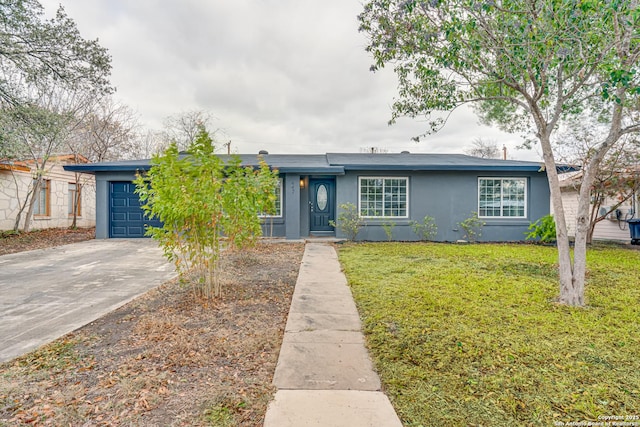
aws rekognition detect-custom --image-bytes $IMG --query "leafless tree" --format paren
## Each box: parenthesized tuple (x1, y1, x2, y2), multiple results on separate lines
(556, 123, 640, 243)
(465, 138, 501, 159)
(161, 110, 217, 151)
(69, 97, 139, 162)
(0, 86, 93, 231)
(124, 130, 165, 160)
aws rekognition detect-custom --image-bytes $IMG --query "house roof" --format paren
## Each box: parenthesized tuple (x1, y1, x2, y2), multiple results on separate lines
(63, 152, 571, 175)
(1, 154, 90, 173)
(226, 154, 345, 174)
(325, 153, 553, 171)
(0, 159, 30, 172)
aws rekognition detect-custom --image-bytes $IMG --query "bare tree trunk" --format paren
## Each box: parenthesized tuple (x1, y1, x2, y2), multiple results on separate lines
(564, 92, 625, 305)
(539, 134, 578, 305)
(587, 198, 602, 245)
(22, 176, 41, 233)
(587, 221, 596, 245)
(70, 171, 81, 228)
(13, 211, 22, 232)
(9, 168, 31, 232)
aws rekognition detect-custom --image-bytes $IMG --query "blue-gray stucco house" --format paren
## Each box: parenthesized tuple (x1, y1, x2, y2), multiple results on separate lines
(64, 152, 556, 241)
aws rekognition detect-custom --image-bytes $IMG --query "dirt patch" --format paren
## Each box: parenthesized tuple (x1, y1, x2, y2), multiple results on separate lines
(0, 242, 305, 426)
(0, 228, 95, 256)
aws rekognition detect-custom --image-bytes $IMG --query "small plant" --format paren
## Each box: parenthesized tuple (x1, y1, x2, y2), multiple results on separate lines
(458, 211, 485, 242)
(410, 215, 438, 241)
(525, 214, 556, 243)
(0, 229, 22, 238)
(330, 203, 364, 241)
(203, 395, 247, 427)
(382, 220, 396, 241)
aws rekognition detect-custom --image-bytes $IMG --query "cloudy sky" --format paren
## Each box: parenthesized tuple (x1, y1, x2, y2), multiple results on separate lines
(41, 0, 540, 160)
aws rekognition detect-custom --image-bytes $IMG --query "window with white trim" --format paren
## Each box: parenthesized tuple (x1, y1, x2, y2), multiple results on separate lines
(478, 178, 527, 218)
(359, 177, 408, 218)
(260, 179, 283, 217)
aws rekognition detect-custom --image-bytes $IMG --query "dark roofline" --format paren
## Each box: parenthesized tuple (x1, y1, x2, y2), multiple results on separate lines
(335, 164, 543, 172)
(335, 164, 575, 173)
(276, 166, 345, 175)
(63, 153, 576, 174)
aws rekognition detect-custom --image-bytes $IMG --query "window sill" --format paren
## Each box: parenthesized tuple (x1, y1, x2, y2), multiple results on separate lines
(482, 219, 530, 226)
(362, 218, 411, 225)
(260, 217, 284, 224)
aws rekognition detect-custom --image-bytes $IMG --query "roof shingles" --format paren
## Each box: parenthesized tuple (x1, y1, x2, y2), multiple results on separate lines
(63, 153, 557, 174)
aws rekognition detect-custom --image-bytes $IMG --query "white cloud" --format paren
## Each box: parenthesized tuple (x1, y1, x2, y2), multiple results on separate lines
(41, 0, 540, 160)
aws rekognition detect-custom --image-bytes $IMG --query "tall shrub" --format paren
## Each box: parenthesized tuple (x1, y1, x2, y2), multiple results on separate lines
(134, 127, 278, 299)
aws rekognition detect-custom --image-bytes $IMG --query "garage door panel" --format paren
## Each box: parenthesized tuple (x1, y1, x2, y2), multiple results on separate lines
(111, 227, 127, 237)
(111, 182, 129, 193)
(109, 181, 162, 238)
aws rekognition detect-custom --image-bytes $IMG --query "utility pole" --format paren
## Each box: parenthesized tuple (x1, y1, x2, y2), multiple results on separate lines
(223, 141, 231, 155)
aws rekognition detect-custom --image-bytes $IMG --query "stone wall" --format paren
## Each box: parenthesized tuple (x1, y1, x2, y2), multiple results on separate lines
(0, 161, 95, 231)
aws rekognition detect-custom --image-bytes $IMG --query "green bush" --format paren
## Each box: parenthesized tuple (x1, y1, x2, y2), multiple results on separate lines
(410, 215, 438, 241)
(525, 214, 557, 243)
(330, 203, 364, 241)
(458, 211, 485, 242)
(382, 220, 396, 241)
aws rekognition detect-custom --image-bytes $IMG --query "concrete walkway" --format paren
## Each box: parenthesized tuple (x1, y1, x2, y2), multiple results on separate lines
(0, 239, 175, 363)
(264, 243, 402, 426)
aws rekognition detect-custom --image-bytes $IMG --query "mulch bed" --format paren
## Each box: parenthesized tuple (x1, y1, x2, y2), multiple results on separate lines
(0, 228, 96, 256)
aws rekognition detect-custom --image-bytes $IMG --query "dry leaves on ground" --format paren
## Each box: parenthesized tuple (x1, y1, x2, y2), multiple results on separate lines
(0, 228, 95, 255)
(0, 241, 305, 426)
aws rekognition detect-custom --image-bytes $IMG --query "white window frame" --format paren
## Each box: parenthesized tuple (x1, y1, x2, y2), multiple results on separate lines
(478, 177, 527, 219)
(259, 178, 283, 218)
(358, 176, 409, 219)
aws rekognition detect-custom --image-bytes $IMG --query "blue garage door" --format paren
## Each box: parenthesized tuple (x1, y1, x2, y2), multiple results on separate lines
(109, 182, 162, 238)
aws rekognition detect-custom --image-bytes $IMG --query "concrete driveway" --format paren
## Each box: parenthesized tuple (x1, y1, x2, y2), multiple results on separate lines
(0, 239, 176, 363)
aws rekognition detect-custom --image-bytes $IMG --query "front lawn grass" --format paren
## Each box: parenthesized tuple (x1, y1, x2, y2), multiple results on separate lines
(338, 243, 640, 427)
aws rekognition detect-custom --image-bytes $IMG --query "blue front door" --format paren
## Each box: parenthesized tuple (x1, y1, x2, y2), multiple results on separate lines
(309, 179, 335, 232)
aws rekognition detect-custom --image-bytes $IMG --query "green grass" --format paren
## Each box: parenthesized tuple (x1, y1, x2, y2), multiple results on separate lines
(338, 242, 640, 427)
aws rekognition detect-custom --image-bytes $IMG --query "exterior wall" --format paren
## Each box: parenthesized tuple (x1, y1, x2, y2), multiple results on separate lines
(335, 170, 550, 242)
(89, 168, 551, 242)
(560, 186, 635, 242)
(93, 171, 293, 239)
(0, 162, 95, 231)
(284, 174, 301, 239)
(260, 176, 286, 238)
(94, 172, 136, 239)
(299, 176, 310, 237)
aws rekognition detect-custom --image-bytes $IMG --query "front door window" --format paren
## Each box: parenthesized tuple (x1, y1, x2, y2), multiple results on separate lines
(317, 184, 328, 211)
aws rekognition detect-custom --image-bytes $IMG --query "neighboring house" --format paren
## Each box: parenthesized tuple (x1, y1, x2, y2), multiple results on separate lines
(559, 172, 638, 242)
(64, 152, 561, 241)
(0, 155, 96, 231)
